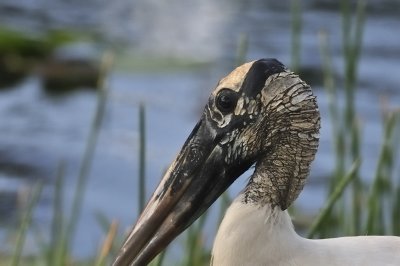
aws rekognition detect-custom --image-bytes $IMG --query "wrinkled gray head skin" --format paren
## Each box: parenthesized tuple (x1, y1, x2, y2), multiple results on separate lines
(112, 59, 320, 266)
(206, 59, 320, 210)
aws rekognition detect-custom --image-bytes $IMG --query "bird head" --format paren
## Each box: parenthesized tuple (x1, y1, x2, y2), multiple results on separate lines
(113, 59, 320, 265)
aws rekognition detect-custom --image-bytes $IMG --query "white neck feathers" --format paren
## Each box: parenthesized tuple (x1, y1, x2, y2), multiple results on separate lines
(211, 195, 400, 266)
(211, 196, 299, 266)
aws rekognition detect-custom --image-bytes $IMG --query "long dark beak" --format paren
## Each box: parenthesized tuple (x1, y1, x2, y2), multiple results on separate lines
(113, 113, 252, 266)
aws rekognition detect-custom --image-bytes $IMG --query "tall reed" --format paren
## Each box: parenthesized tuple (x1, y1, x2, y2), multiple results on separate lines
(11, 182, 43, 266)
(138, 103, 146, 213)
(58, 51, 114, 263)
(47, 162, 65, 266)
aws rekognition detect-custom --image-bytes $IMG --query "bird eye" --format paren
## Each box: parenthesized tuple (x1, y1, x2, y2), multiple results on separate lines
(216, 89, 238, 114)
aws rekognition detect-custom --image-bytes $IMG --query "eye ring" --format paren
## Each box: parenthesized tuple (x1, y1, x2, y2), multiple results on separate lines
(216, 89, 238, 114)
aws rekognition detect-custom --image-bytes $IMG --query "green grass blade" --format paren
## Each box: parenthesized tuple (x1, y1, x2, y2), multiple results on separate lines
(366, 112, 399, 234)
(235, 33, 248, 67)
(47, 162, 65, 266)
(139, 103, 146, 212)
(308, 160, 360, 238)
(180, 211, 210, 266)
(60, 51, 114, 261)
(11, 181, 44, 266)
(393, 187, 400, 235)
(290, 0, 302, 72)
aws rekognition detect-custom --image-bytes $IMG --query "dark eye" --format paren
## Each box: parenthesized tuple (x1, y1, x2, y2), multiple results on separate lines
(216, 89, 238, 114)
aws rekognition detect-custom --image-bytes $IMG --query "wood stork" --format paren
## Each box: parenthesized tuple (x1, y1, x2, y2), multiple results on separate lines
(113, 59, 400, 266)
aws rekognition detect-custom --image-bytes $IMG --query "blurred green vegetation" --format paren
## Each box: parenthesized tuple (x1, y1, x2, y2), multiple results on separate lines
(115, 53, 210, 73)
(0, 28, 76, 57)
(0, 27, 99, 90)
(1, 0, 400, 265)
(0, 27, 76, 88)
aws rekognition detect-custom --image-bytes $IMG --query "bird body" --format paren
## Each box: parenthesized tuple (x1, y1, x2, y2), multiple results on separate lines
(212, 195, 400, 266)
(113, 59, 400, 266)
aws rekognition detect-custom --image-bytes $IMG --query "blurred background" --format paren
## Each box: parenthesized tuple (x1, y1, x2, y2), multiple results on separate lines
(0, 0, 400, 265)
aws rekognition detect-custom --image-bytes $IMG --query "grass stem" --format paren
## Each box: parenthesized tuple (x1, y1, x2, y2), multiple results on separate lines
(308, 160, 360, 238)
(11, 182, 43, 266)
(61, 51, 114, 261)
(139, 103, 146, 212)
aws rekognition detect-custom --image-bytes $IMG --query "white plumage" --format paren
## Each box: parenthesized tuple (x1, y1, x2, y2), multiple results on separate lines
(212, 195, 400, 266)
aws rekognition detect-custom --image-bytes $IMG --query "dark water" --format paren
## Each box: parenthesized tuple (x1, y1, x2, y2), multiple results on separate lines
(0, 0, 400, 259)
